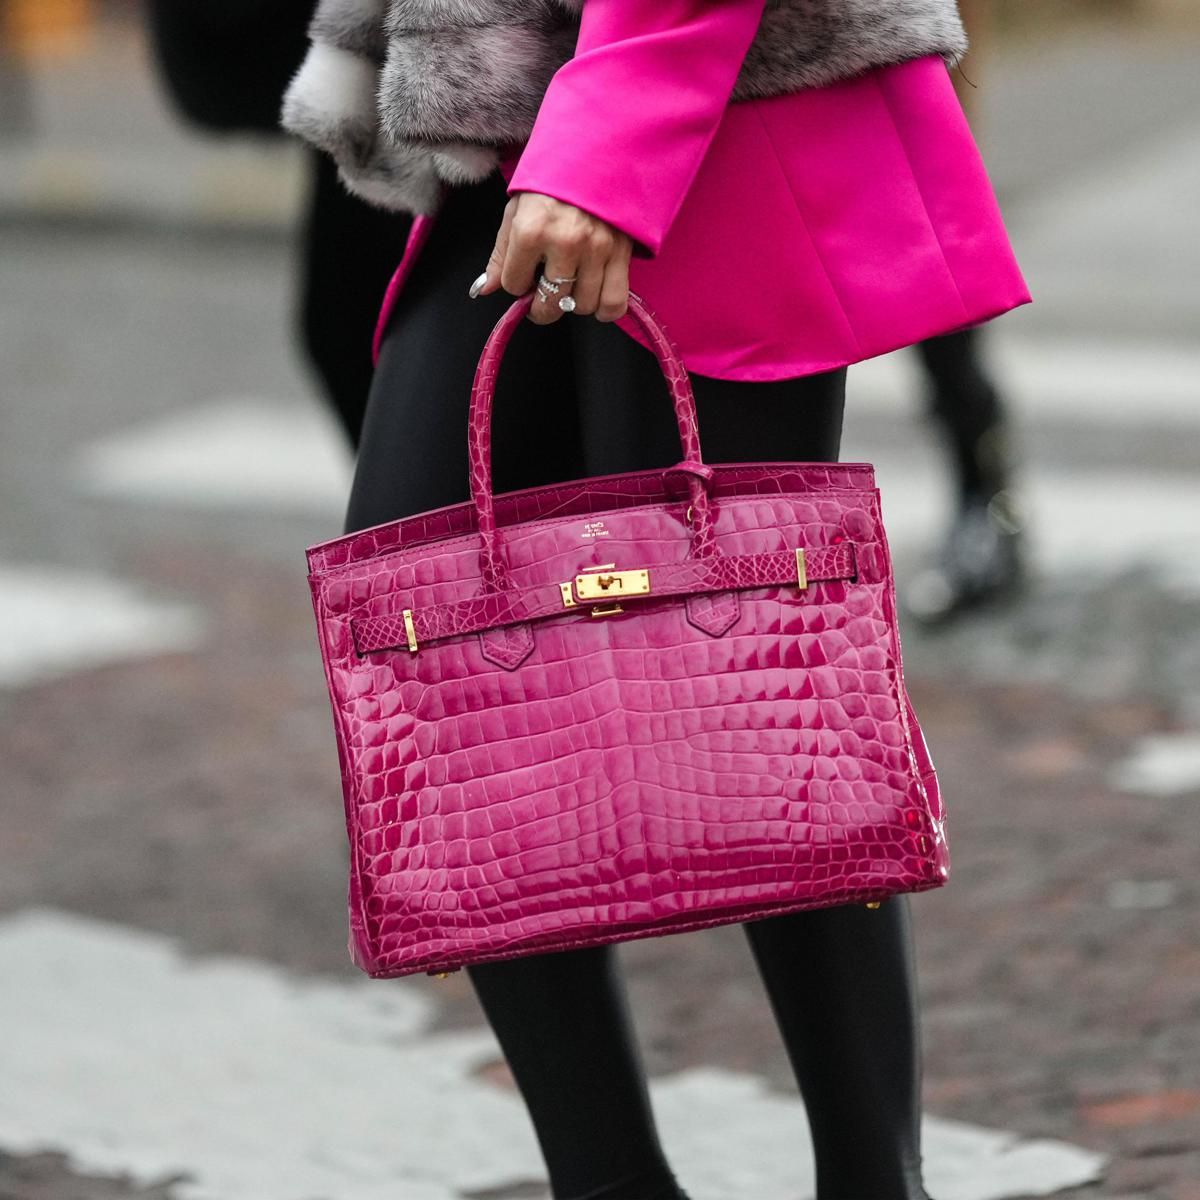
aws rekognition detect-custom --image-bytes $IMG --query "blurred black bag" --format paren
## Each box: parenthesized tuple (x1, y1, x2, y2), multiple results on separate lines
(145, 0, 315, 135)
(144, 0, 414, 450)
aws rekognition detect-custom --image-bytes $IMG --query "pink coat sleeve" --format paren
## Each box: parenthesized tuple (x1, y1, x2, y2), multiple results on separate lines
(505, 0, 768, 257)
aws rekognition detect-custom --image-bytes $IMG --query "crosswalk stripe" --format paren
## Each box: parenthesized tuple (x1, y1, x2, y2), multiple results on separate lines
(73, 397, 353, 513)
(867, 464, 1200, 590)
(0, 565, 203, 689)
(849, 335, 1200, 424)
(1112, 733, 1200, 796)
(0, 910, 1106, 1200)
(71, 398, 1200, 596)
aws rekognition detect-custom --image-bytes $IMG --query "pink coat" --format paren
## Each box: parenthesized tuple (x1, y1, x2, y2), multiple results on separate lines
(374, 0, 1030, 382)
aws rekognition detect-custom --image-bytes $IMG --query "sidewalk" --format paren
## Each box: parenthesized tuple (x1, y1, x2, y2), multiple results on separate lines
(0, 20, 304, 232)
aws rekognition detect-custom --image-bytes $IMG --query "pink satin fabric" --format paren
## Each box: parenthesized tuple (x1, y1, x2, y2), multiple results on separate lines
(371, 211, 434, 364)
(613, 57, 1032, 380)
(373, 0, 1030, 381)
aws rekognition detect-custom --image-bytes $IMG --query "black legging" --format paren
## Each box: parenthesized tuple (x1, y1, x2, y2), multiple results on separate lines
(345, 173, 932, 1200)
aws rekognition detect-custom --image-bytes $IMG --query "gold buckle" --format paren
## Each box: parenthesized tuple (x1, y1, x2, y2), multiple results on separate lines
(561, 564, 651, 608)
(573, 568, 650, 601)
(795, 548, 808, 591)
(402, 608, 418, 653)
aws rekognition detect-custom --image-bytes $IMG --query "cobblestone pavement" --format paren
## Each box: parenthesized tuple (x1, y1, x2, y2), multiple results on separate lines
(4, 542, 1195, 1198)
(1, 15, 1198, 1200)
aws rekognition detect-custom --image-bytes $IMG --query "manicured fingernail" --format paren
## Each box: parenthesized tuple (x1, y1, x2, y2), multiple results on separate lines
(468, 272, 488, 299)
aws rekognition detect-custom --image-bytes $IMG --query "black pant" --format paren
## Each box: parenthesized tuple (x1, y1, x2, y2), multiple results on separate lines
(299, 153, 413, 446)
(346, 174, 932, 1200)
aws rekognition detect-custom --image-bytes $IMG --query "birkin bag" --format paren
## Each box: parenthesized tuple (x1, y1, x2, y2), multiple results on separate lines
(306, 292, 950, 978)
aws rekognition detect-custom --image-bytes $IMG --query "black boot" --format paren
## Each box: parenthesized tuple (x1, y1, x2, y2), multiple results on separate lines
(906, 328, 1028, 625)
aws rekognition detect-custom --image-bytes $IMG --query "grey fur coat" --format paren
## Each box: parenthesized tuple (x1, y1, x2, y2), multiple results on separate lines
(282, 0, 967, 215)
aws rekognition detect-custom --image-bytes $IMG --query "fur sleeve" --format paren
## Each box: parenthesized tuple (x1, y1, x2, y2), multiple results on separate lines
(282, 0, 445, 213)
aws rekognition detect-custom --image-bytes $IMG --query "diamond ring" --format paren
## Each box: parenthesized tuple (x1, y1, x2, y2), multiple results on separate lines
(537, 273, 577, 297)
(558, 296, 577, 314)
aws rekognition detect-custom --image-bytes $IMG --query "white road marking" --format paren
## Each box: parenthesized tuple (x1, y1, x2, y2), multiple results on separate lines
(842, 351, 1200, 598)
(849, 334, 1200, 424)
(1006, 122, 1200, 334)
(73, 397, 353, 513)
(0, 565, 203, 689)
(1106, 880, 1181, 910)
(859, 455, 1200, 593)
(1112, 733, 1200, 795)
(0, 910, 1107, 1200)
(71, 391, 1200, 596)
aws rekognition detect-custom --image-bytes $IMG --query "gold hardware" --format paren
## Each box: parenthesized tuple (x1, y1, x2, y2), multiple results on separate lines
(574, 568, 650, 601)
(403, 608, 418, 653)
(686, 505, 694, 523)
(796, 548, 808, 591)
(865, 901, 882, 910)
(432, 971, 453, 979)
(560, 564, 650, 610)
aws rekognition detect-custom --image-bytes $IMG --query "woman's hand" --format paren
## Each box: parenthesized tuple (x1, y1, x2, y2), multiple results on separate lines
(471, 193, 633, 325)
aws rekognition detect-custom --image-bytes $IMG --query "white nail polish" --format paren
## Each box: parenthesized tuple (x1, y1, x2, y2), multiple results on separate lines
(468, 272, 488, 299)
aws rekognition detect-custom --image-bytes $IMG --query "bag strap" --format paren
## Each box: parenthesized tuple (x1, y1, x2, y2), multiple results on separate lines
(467, 292, 716, 593)
(352, 544, 858, 655)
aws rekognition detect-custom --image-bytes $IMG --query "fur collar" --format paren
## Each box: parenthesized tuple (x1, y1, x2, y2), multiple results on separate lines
(283, 0, 966, 214)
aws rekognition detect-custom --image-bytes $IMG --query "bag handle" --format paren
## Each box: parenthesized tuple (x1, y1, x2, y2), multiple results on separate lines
(468, 292, 717, 592)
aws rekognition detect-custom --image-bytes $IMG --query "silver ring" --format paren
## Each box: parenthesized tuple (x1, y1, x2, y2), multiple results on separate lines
(558, 296, 577, 314)
(537, 274, 577, 296)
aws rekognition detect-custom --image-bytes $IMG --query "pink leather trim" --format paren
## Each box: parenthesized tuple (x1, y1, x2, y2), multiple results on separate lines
(307, 461, 879, 575)
(469, 293, 713, 591)
(372, 213, 437, 365)
(351, 543, 858, 653)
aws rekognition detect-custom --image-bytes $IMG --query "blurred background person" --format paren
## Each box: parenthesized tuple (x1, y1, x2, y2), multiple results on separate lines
(145, 0, 411, 447)
(906, 0, 1027, 626)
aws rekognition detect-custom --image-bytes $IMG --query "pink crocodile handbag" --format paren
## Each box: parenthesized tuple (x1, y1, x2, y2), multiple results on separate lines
(307, 293, 949, 979)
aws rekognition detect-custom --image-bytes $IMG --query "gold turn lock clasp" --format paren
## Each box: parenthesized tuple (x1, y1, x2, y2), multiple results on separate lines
(562, 564, 651, 612)
(574, 568, 651, 600)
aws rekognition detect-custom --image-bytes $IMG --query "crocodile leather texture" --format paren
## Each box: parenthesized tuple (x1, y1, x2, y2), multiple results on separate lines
(307, 294, 949, 979)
